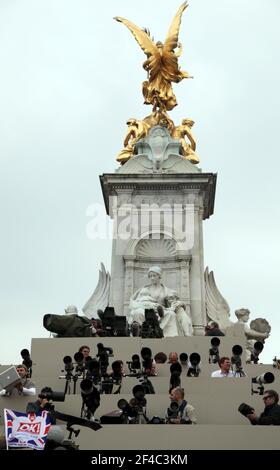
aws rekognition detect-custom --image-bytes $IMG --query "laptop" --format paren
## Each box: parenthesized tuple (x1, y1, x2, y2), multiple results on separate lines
(0, 366, 21, 392)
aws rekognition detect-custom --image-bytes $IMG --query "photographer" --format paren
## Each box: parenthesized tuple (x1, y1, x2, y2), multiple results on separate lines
(165, 387, 197, 424)
(246, 390, 280, 425)
(205, 321, 225, 337)
(0, 364, 36, 396)
(168, 352, 179, 364)
(211, 357, 236, 377)
(26, 387, 57, 424)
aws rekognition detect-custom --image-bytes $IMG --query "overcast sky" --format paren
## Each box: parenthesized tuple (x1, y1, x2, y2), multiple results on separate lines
(0, 0, 279, 365)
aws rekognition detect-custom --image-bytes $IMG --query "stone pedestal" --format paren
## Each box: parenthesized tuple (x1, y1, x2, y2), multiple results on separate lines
(100, 127, 216, 335)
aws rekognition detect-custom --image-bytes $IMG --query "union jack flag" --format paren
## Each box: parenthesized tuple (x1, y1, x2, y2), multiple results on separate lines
(4, 408, 51, 450)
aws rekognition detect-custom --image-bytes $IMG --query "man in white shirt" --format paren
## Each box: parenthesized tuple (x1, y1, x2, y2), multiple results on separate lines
(211, 356, 236, 378)
(0, 364, 36, 396)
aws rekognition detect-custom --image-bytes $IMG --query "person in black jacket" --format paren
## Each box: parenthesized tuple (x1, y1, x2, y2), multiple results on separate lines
(246, 390, 280, 425)
(205, 321, 225, 337)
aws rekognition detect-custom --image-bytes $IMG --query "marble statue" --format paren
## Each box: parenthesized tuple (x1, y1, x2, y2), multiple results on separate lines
(129, 265, 193, 337)
(65, 305, 78, 314)
(235, 308, 271, 361)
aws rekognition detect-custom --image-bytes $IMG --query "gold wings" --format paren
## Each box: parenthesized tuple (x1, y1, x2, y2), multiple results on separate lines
(114, 16, 159, 57)
(114, 2, 188, 56)
(164, 1, 188, 52)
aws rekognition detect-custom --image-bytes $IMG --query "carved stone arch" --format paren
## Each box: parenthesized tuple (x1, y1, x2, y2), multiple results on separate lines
(123, 230, 192, 315)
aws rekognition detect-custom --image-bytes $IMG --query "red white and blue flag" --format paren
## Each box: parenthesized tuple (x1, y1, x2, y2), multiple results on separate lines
(4, 408, 52, 450)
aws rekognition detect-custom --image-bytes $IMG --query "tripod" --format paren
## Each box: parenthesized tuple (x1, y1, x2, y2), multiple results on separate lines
(61, 371, 84, 395)
(232, 366, 246, 377)
(133, 407, 149, 424)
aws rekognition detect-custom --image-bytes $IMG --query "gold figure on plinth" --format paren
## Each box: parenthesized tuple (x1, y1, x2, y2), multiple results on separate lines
(117, 118, 149, 164)
(172, 119, 200, 164)
(114, 1, 191, 112)
(114, 2, 200, 166)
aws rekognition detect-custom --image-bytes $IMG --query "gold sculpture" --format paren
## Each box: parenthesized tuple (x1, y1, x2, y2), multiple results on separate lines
(172, 119, 200, 164)
(114, 1, 191, 112)
(114, 2, 200, 166)
(117, 118, 149, 164)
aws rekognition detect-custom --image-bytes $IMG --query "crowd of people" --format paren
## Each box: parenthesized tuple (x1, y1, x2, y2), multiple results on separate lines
(1, 342, 280, 427)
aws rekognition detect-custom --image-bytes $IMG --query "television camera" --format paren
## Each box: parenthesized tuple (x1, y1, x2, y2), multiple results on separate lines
(251, 372, 275, 395)
(97, 307, 129, 337)
(250, 341, 264, 364)
(208, 337, 220, 364)
(117, 384, 149, 424)
(231, 345, 245, 377)
(169, 363, 182, 391)
(187, 353, 201, 377)
(141, 309, 163, 338)
(20, 349, 33, 378)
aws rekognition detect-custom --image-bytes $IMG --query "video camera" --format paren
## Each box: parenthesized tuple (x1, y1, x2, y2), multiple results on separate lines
(38, 389, 65, 402)
(35, 387, 65, 415)
(117, 384, 149, 424)
(238, 403, 255, 417)
(250, 341, 264, 364)
(208, 337, 220, 364)
(170, 363, 182, 390)
(141, 309, 163, 338)
(60, 352, 90, 395)
(97, 307, 128, 337)
(187, 353, 201, 377)
(20, 349, 33, 378)
(251, 372, 275, 395)
(179, 353, 188, 366)
(140, 347, 154, 375)
(126, 354, 141, 374)
(80, 379, 101, 420)
(166, 401, 179, 422)
(96, 343, 113, 375)
(231, 345, 245, 376)
(273, 356, 280, 369)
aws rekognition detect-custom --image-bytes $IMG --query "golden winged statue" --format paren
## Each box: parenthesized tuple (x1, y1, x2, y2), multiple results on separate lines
(114, 1, 191, 112)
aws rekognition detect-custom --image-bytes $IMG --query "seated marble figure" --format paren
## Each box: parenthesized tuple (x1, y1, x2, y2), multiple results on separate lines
(129, 266, 193, 337)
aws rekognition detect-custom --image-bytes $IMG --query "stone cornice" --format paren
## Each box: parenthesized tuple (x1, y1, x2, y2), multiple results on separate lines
(100, 172, 217, 220)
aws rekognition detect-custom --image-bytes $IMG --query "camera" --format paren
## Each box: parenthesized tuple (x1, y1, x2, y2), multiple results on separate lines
(117, 384, 149, 424)
(170, 362, 182, 390)
(231, 345, 245, 376)
(141, 347, 155, 375)
(166, 401, 179, 421)
(238, 402, 255, 416)
(98, 307, 129, 337)
(38, 390, 65, 402)
(209, 337, 220, 364)
(179, 353, 188, 366)
(231, 345, 243, 367)
(250, 342, 264, 364)
(187, 353, 201, 377)
(149, 416, 165, 424)
(126, 354, 141, 373)
(251, 372, 274, 395)
(273, 356, 280, 369)
(20, 349, 33, 377)
(80, 379, 100, 420)
(96, 343, 113, 375)
(141, 309, 163, 338)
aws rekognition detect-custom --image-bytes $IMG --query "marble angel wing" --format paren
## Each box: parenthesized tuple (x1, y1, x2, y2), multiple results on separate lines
(82, 263, 111, 318)
(204, 267, 232, 329)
